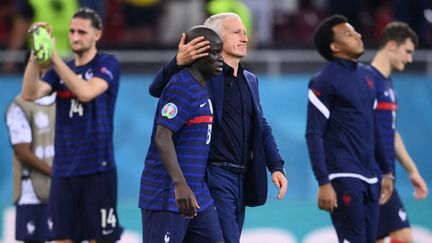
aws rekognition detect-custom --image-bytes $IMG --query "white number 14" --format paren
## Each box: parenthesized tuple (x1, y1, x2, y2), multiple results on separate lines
(100, 208, 117, 228)
(69, 99, 84, 118)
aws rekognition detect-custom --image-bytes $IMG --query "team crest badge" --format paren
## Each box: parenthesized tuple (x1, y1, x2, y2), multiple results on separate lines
(161, 103, 178, 119)
(342, 192, 351, 205)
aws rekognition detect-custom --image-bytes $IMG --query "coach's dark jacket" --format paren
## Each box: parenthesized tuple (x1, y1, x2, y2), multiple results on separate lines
(149, 58, 284, 206)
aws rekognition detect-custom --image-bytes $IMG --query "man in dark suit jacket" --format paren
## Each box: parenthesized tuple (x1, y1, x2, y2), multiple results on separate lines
(149, 12, 288, 243)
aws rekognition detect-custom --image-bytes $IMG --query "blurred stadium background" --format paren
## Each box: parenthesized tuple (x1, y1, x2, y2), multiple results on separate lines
(0, 0, 431, 242)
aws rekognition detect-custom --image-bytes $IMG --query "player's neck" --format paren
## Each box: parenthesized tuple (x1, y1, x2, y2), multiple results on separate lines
(74, 47, 98, 67)
(371, 50, 392, 78)
(186, 67, 207, 87)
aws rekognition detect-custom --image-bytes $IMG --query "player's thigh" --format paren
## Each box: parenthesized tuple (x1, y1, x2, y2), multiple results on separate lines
(141, 209, 188, 243)
(47, 176, 80, 239)
(377, 189, 411, 240)
(80, 170, 123, 241)
(389, 227, 413, 242)
(184, 206, 224, 243)
(15, 204, 49, 242)
(331, 178, 370, 242)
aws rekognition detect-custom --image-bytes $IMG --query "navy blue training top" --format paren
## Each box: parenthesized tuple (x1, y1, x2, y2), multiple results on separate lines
(305, 58, 392, 186)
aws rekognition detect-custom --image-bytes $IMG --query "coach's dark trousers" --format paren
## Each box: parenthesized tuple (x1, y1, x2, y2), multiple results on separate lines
(207, 164, 245, 243)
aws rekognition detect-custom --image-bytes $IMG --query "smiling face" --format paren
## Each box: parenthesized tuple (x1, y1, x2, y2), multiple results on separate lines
(330, 23, 364, 61)
(69, 18, 101, 55)
(389, 38, 415, 71)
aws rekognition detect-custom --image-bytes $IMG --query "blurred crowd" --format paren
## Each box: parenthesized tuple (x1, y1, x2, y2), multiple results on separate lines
(0, 0, 431, 65)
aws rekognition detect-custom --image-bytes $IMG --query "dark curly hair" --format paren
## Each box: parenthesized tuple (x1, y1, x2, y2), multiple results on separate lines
(313, 15, 348, 61)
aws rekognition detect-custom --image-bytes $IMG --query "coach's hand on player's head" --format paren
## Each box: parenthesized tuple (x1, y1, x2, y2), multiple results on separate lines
(317, 183, 338, 212)
(379, 173, 394, 204)
(176, 33, 210, 67)
(174, 182, 200, 218)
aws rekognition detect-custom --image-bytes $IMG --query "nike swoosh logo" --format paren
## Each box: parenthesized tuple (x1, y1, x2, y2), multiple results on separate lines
(200, 102, 206, 108)
(102, 229, 114, 235)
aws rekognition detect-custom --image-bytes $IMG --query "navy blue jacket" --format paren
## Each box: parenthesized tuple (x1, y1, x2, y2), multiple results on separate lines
(306, 58, 392, 186)
(149, 58, 284, 206)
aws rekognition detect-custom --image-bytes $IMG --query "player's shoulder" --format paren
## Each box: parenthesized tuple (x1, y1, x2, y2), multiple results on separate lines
(163, 70, 201, 98)
(170, 69, 196, 87)
(312, 63, 334, 83)
(96, 52, 119, 65)
(358, 62, 376, 75)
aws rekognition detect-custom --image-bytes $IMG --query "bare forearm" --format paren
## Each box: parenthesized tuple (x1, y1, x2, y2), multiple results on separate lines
(22, 55, 44, 100)
(51, 53, 90, 100)
(51, 53, 108, 102)
(395, 131, 418, 174)
(155, 126, 187, 185)
(14, 145, 51, 176)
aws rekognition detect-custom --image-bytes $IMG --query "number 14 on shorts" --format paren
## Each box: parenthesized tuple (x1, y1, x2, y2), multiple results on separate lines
(100, 208, 117, 228)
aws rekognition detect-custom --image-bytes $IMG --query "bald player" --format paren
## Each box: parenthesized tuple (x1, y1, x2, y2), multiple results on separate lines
(139, 26, 225, 243)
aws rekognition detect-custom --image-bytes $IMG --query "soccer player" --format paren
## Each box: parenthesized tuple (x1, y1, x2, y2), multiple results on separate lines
(5, 91, 55, 242)
(21, 8, 123, 242)
(305, 15, 394, 243)
(139, 25, 224, 243)
(149, 13, 288, 243)
(367, 21, 429, 243)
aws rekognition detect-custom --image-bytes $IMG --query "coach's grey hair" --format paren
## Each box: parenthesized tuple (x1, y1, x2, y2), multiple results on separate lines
(203, 12, 241, 36)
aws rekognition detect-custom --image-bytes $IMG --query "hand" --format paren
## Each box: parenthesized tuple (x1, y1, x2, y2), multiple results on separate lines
(28, 22, 52, 35)
(271, 171, 288, 200)
(174, 182, 200, 218)
(409, 172, 428, 199)
(176, 33, 210, 66)
(318, 183, 338, 212)
(379, 173, 394, 205)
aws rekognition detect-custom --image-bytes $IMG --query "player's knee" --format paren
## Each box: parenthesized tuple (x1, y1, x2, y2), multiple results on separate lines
(390, 227, 413, 243)
(389, 240, 413, 243)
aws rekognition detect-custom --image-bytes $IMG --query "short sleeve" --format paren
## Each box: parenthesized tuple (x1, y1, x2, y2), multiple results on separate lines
(41, 67, 59, 91)
(92, 55, 120, 87)
(5, 103, 32, 144)
(156, 79, 193, 133)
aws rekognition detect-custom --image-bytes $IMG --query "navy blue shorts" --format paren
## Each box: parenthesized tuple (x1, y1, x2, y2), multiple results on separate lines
(330, 178, 380, 243)
(15, 204, 50, 242)
(141, 206, 223, 243)
(47, 170, 123, 241)
(377, 189, 410, 239)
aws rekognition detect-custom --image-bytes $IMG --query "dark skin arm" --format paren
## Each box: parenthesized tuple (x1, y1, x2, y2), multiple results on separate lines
(155, 125, 199, 218)
(13, 143, 51, 176)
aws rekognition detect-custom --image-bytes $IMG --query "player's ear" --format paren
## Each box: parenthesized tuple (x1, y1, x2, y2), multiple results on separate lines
(330, 42, 340, 52)
(94, 29, 102, 41)
(386, 40, 397, 51)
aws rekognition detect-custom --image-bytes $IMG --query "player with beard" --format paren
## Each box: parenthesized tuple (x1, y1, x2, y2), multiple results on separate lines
(21, 8, 123, 243)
